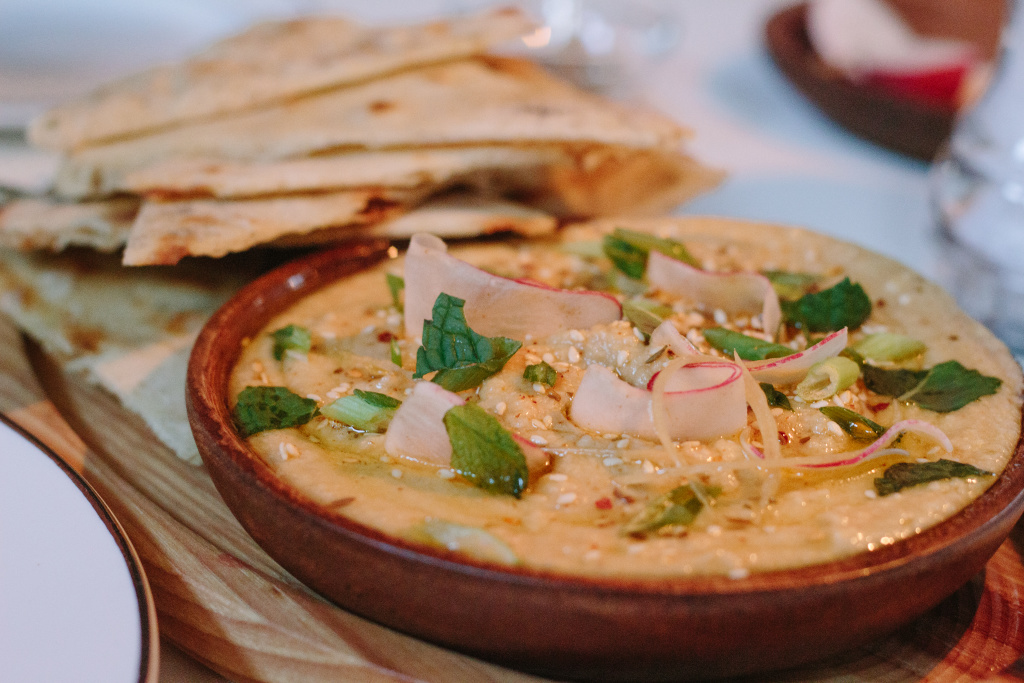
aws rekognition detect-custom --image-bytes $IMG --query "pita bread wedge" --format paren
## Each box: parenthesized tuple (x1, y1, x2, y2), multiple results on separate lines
(28, 6, 536, 151)
(122, 188, 419, 265)
(0, 196, 139, 252)
(271, 193, 557, 247)
(118, 145, 571, 200)
(543, 148, 726, 217)
(0, 248, 263, 462)
(52, 57, 688, 200)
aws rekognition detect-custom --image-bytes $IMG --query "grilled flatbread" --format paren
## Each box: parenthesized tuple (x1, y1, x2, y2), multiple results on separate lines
(51, 57, 687, 200)
(0, 196, 139, 252)
(122, 188, 419, 265)
(271, 193, 557, 247)
(28, 6, 536, 151)
(116, 145, 571, 200)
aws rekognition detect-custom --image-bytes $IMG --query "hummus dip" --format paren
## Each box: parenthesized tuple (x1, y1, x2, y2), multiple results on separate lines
(228, 218, 1023, 578)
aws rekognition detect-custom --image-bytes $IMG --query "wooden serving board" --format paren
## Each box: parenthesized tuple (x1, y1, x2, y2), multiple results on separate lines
(3, 311, 1024, 683)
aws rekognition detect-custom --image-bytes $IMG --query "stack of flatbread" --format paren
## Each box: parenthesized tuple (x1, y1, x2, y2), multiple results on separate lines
(1, 5, 720, 266)
(0, 6, 720, 463)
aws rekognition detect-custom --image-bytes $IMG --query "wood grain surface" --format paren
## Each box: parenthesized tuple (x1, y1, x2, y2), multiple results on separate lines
(2, 310, 1024, 683)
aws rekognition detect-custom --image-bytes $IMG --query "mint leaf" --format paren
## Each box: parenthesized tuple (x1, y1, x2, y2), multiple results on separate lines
(901, 360, 1002, 412)
(763, 270, 821, 300)
(861, 364, 926, 397)
(443, 403, 529, 498)
(524, 361, 557, 387)
(271, 324, 311, 360)
(602, 235, 647, 279)
(780, 277, 872, 332)
(233, 386, 319, 437)
(863, 360, 1001, 413)
(386, 273, 404, 312)
(623, 482, 721, 535)
(760, 382, 792, 411)
(819, 406, 885, 441)
(414, 293, 522, 392)
(874, 459, 993, 496)
(703, 327, 793, 360)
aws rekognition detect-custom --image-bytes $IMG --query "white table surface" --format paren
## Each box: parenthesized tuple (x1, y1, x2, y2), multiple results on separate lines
(0, 1, 957, 680)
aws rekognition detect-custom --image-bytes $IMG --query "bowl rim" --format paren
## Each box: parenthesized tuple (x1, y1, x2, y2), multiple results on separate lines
(187, 238, 1024, 598)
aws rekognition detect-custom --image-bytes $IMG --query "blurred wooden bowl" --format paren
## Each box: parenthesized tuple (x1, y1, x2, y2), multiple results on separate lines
(187, 240, 1024, 681)
(764, 2, 988, 161)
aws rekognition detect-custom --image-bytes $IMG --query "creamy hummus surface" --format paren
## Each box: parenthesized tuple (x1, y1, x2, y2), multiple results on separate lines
(229, 218, 1023, 578)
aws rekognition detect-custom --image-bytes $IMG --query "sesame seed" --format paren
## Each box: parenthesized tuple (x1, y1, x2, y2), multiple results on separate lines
(543, 415, 553, 428)
(533, 383, 546, 393)
(495, 401, 507, 416)
(306, 394, 322, 402)
(569, 330, 585, 343)
(278, 443, 289, 460)
(642, 461, 655, 474)
(602, 457, 623, 466)
(347, 369, 364, 378)
(531, 419, 545, 430)
(898, 294, 911, 305)
(284, 443, 300, 458)
(567, 347, 581, 363)
(526, 353, 542, 364)
(810, 400, 828, 409)
(548, 473, 568, 481)
(380, 455, 391, 463)
(542, 353, 555, 364)
(728, 568, 750, 580)
(616, 438, 630, 449)
(706, 525, 723, 537)
(602, 433, 619, 440)
(386, 314, 402, 327)
(361, 324, 376, 335)
(771, 407, 783, 416)
(577, 435, 595, 447)
(864, 489, 878, 499)
(556, 492, 577, 505)
(391, 469, 402, 479)
(713, 309, 728, 325)
(530, 435, 549, 446)
(438, 469, 456, 480)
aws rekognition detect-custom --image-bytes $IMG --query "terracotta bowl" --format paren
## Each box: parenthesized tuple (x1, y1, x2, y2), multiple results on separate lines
(764, 2, 956, 162)
(187, 241, 1024, 682)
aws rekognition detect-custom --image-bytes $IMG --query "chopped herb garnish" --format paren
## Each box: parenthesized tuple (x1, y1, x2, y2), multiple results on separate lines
(390, 338, 402, 367)
(602, 234, 647, 280)
(851, 333, 926, 363)
(763, 270, 821, 300)
(386, 273, 404, 312)
(780, 277, 872, 332)
(874, 459, 993, 496)
(321, 389, 400, 432)
(900, 360, 1003, 413)
(761, 383, 792, 410)
(233, 385, 319, 437)
(623, 482, 721, 535)
(414, 293, 522, 392)
(819, 406, 885, 441)
(703, 327, 793, 361)
(602, 228, 699, 279)
(612, 228, 699, 267)
(524, 361, 557, 387)
(444, 403, 529, 498)
(622, 299, 672, 338)
(863, 360, 1002, 413)
(271, 324, 312, 360)
(861, 364, 926, 398)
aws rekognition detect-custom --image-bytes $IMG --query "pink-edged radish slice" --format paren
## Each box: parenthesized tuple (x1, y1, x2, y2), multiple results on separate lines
(403, 233, 621, 341)
(742, 418, 951, 469)
(745, 328, 848, 385)
(385, 381, 464, 465)
(806, 0, 977, 84)
(646, 251, 782, 338)
(384, 381, 551, 479)
(570, 361, 746, 442)
(649, 320, 699, 357)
